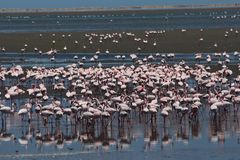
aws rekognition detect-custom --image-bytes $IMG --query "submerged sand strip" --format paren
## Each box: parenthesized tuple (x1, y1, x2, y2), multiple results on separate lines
(0, 28, 239, 53)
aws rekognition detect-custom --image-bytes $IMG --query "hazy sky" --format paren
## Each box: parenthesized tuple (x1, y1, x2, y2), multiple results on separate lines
(1, 0, 239, 8)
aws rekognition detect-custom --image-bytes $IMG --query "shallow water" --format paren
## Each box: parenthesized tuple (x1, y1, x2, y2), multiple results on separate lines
(0, 8, 240, 32)
(0, 102, 240, 160)
(0, 52, 238, 68)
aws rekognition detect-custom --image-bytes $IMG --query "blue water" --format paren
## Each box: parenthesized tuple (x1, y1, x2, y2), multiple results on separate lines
(1, 0, 240, 8)
(0, 8, 240, 33)
(0, 52, 238, 68)
(1, 108, 240, 160)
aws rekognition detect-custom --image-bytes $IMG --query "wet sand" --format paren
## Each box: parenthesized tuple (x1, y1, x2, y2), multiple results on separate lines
(0, 28, 240, 53)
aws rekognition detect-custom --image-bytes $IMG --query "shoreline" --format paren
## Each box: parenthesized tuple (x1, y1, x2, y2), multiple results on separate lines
(0, 3, 240, 14)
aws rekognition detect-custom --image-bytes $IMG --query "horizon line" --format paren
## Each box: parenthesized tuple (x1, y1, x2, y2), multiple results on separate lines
(0, 3, 240, 13)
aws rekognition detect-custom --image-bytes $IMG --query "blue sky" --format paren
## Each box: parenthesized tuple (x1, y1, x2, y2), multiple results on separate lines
(0, 0, 239, 8)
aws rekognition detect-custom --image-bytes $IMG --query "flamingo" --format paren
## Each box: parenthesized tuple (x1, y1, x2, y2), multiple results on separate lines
(18, 108, 29, 122)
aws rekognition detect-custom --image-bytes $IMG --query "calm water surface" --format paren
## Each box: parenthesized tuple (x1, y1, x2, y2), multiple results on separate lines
(0, 99, 239, 160)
